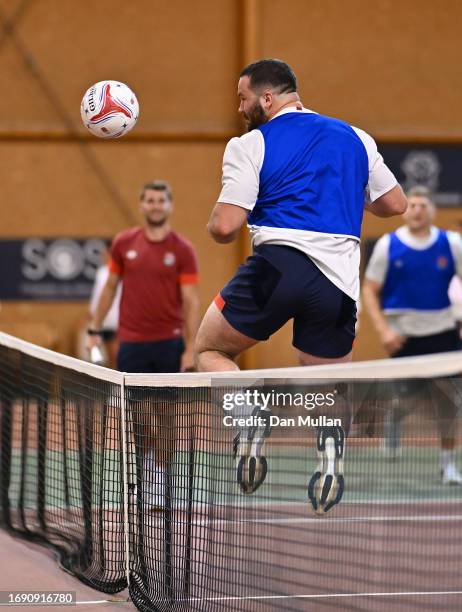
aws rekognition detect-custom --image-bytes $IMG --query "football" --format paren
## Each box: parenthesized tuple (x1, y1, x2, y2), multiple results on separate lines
(80, 80, 139, 138)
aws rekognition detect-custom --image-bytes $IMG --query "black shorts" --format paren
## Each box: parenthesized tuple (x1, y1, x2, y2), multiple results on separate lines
(216, 244, 356, 358)
(117, 338, 185, 373)
(391, 328, 461, 358)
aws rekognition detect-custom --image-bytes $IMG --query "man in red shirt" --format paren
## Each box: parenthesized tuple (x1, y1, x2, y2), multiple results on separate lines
(86, 180, 200, 509)
(86, 180, 200, 372)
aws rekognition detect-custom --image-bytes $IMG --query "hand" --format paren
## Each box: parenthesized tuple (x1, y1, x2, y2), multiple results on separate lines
(380, 327, 406, 356)
(85, 330, 102, 354)
(180, 348, 196, 372)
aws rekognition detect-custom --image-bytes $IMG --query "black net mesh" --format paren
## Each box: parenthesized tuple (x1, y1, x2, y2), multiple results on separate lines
(124, 378, 462, 611)
(0, 343, 127, 593)
(1, 335, 462, 611)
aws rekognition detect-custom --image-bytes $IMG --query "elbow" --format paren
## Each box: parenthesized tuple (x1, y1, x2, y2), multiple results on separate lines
(393, 196, 408, 216)
(372, 196, 408, 218)
(370, 186, 408, 218)
(385, 187, 409, 217)
(207, 220, 237, 243)
(381, 201, 407, 218)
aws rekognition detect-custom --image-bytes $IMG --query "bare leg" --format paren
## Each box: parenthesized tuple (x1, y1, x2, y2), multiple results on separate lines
(195, 302, 258, 372)
(197, 302, 354, 509)
(196, 302, 353, 371)
(432, 378, 462, 484)
(140, 403, 176, 509)
(196, 301, 271, 492)
(299, 348, 354, 433)
(298, 349, 352, 366)
(298, 350, 353, 515)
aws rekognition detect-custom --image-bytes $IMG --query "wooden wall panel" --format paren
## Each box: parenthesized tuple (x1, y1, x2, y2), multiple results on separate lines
(0, 42, 58, 129)
(261, 0, 462, 137)
(0, 141, 226, 231)
(0, 0, 239, 133)
(0, 303, 87, 355)
(0, 141, 236, 353)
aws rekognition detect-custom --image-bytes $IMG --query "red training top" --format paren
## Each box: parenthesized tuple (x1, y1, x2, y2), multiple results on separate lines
(109, 228, 199, 342)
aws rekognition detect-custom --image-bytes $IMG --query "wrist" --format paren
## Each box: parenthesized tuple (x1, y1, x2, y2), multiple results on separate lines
(87, 328, 103, 336)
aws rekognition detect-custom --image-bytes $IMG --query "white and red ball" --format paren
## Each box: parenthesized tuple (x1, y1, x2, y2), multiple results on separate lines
(80, 80, 139, 138)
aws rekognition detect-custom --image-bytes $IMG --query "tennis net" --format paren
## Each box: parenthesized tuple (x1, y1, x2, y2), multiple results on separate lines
(1, 331, 462, 611)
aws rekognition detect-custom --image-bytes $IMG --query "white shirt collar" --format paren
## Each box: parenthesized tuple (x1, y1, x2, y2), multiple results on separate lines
(271, 105, 317, 121)
(396, 225, 439, 249)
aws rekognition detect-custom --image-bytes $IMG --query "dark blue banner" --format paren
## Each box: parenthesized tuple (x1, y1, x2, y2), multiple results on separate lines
(379, 143, 462, 207)
(0, 238, 108, 300)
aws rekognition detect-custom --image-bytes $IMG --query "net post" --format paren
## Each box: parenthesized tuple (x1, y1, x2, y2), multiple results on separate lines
(120, 374, 131, 592)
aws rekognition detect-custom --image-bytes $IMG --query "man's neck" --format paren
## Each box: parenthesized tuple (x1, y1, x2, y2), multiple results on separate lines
(268, 93, 302, 120)
(407, 225, 432, 239)
(144, 223, 171, 242)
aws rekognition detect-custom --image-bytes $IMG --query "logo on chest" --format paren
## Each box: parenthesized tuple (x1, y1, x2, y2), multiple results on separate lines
(163, 252, 176, 266)
(126, 250, 138, 260)
(437, 256, 449, 269)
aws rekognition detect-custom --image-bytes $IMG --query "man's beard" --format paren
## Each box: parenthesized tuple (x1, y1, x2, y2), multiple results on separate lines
(145, 215, 168, 227)
(244, 101, 268, 131)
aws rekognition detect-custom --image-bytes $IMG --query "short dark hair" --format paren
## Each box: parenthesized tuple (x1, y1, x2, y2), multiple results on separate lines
(240, 59, 297, 94)
(139, 180, 172, 201)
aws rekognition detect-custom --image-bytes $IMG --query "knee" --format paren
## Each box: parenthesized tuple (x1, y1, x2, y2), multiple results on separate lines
(298, 351, 320, 366)
(194, 325, 233, 359)
(194, 333, 217, 370)
(194, 331, 214, 364)
(298, 350, 353, 366)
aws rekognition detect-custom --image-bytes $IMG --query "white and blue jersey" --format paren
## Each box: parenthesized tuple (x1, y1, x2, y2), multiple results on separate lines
(250, 112, 368, 238)
(365, 226, 462, 337)
(382, 230, 455, 311)
(218, 107, 398, 300)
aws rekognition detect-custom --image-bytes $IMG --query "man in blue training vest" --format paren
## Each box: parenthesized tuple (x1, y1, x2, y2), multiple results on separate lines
(195, 59, 407, 513)
(363, 185, 462, 484)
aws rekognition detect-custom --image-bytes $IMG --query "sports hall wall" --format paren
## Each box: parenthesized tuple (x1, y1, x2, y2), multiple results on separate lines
(0, 0, 460, 368)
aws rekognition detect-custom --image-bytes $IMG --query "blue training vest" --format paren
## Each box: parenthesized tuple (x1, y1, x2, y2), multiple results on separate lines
(381, 230, 455, 311)
(247, 112, 369, 239)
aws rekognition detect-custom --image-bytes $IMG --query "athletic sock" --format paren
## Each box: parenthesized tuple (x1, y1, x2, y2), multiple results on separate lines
(143, 450, 166, 500)
(441, 449, 455, 471)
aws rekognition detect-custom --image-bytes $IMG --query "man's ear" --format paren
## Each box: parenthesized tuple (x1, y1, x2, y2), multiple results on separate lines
(262, 90, 273, 109)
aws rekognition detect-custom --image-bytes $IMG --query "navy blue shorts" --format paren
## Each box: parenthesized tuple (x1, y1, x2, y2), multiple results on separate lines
(392, 328, 461, 358)
(216, 244, 356, 358)
(117, 338, 185, 373)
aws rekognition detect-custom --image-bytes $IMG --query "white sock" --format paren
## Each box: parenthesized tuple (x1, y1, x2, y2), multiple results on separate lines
(144, 451, 165, 487)
(441, 449, 455, 470)
(233, 401, 269, 455)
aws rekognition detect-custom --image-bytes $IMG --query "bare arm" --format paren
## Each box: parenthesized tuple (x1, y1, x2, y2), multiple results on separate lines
(180, 283, 201, 371)
(362, 278, 405, 355)
(86, 271, 120, 349)
(207, 203, 248, 243)
(365, 184, 408, 218)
